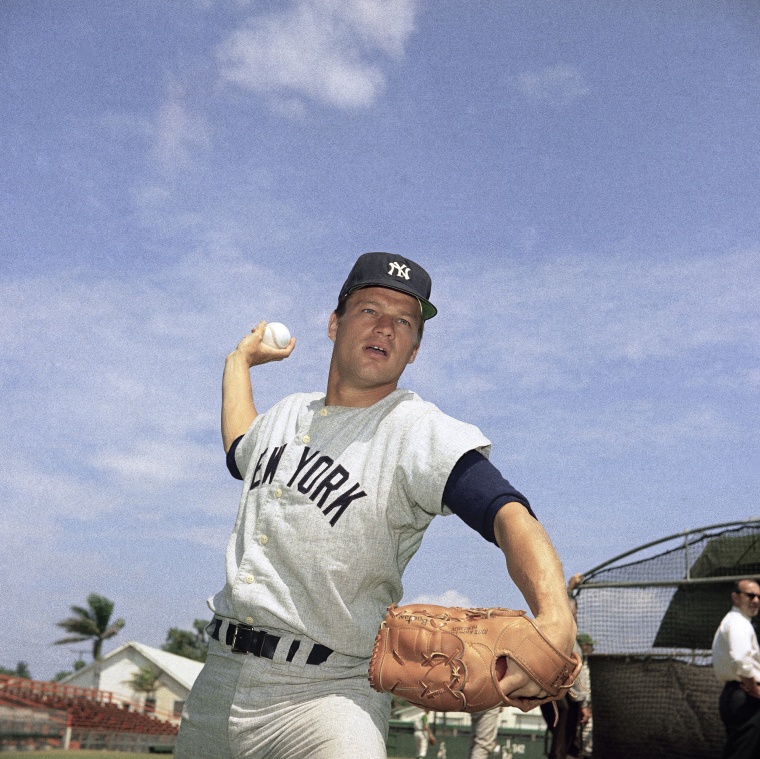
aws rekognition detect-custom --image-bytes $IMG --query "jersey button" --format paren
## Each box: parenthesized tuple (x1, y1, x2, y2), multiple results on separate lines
(302, 434, 311, 444)
(245, 575, 255, 584)
(245, 616, 254, 625)
(320, 409, 328, 416)
(274, 488, 283, 498)
(260, 535, 269, 545)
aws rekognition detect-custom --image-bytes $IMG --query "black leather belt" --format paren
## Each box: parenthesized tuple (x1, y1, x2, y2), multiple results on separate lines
(210, 618, 333, 665)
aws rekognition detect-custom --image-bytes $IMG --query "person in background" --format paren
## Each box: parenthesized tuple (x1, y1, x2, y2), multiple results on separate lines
(574, 633, 593, 758)
(541, 587, 588, 759)
(712, 578, 760, 759)
(413, 708, 436, 759)
(467, 706, 502, 759)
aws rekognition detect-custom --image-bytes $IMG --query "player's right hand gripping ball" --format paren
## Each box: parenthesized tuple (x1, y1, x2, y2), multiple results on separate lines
(368, 604, 581, 713)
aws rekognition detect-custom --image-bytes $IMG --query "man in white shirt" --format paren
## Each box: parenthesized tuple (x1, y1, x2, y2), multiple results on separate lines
(712, 578, 760, 758)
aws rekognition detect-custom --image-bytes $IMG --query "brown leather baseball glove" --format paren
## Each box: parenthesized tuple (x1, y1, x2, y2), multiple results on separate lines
(368, 604, 581, 713)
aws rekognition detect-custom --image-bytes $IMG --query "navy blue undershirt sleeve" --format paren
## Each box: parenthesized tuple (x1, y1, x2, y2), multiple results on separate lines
(226, 435, 244, 480)
(442, 450, 535, 545)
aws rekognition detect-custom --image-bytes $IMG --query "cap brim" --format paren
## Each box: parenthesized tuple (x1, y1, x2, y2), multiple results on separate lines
(345, 282, 437, 320)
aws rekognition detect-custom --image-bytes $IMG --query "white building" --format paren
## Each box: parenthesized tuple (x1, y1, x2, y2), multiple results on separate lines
(59, 641, 204, 724)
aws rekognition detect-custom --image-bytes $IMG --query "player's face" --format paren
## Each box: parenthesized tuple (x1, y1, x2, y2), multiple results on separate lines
(328, 287, 422, 395)
(732, 581, 760, 618)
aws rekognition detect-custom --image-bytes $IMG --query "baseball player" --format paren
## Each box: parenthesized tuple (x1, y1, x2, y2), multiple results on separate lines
(175, 252, 576, 759)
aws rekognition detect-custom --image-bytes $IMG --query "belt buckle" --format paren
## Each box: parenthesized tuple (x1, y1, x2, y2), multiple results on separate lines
(231, 623, 254, 654)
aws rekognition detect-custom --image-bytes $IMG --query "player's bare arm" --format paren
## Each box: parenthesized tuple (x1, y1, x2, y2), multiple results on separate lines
(493, 501, 577, 704)
(221, 321, 296, 452)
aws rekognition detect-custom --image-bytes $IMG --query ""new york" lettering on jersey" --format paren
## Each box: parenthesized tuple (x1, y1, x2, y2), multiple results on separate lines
(248, 445, 367, 526)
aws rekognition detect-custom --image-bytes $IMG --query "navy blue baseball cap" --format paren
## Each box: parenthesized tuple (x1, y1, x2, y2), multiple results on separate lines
(338, 252, 438, 320)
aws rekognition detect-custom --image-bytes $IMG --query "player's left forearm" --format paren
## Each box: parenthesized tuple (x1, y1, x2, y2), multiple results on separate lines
(494, 502, 576, 652)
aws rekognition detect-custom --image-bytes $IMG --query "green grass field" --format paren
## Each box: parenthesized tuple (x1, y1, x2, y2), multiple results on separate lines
(22, 752, 159, 758)
(23, 755, 411, 759)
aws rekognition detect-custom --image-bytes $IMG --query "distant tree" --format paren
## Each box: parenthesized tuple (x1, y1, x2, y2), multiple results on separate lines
(53, 593, 125, 661)
(0, 662, 31, 678)
(126, 664, 161, 712)
(162, 619, 209, 662)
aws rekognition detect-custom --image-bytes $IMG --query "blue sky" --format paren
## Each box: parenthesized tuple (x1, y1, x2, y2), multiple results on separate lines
(2, 0, 758, 680)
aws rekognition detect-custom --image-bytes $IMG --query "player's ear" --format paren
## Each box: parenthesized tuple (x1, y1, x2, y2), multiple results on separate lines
(327, 311, 338, 342)
(407, 343, 420, 365)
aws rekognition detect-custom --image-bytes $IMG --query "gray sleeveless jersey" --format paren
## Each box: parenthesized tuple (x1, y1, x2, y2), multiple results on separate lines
(209, 388, 491, 658)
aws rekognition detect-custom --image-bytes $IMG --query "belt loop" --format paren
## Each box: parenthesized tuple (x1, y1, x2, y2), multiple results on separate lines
(249, 630, 265, 657)
(208, 618, 222, 640)
(286, 640, 301, 662)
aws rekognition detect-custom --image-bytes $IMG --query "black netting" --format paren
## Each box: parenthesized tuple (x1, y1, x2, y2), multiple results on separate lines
(589, 657, 723, 759)
(573, 520, 760, 759)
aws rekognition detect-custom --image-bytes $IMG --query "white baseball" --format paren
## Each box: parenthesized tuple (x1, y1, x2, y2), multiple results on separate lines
(262, 322, 291, 349)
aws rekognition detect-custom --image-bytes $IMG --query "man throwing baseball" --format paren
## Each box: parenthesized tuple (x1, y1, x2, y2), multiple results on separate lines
(175, 252, 576, 759)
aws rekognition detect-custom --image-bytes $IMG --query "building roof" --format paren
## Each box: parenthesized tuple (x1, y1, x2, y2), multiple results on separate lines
(127, 642, 204, 691)
(59, 641, 204, 691)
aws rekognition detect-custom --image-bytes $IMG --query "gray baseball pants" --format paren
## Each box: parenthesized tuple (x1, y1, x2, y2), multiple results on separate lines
(175, 632, 390, 759)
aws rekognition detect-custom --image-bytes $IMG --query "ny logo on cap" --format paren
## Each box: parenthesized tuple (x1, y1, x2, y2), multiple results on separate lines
(388, 262, 411, 280)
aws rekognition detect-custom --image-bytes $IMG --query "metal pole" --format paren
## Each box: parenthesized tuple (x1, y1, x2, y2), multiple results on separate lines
(684, 528, 691, 581)
(63, 713, 72, 751)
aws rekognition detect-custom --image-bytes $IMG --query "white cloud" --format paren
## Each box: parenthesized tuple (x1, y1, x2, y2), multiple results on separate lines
(153, 80, 211, 172)
(335, 0, 418, 56)
(0, 455, 116, 520)
(0, 248, 336, 539)
(404, 247, 759, 458)
(178, 525, 232, 550)
(408, 589, 474, 608)
(518, 64, 590, 105)
(216, 0, 419, 110)
(424, 248, 759, 389)
(566, 403, 740, 449)
(93, 440, 217, 489)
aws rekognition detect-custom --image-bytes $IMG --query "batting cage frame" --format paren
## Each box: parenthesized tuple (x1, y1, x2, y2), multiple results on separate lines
(572, 518, 760, 759)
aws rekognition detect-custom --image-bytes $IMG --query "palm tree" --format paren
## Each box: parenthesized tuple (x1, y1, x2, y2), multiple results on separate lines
(126, 664, 161, 713)
(53, 593, 126, 661)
